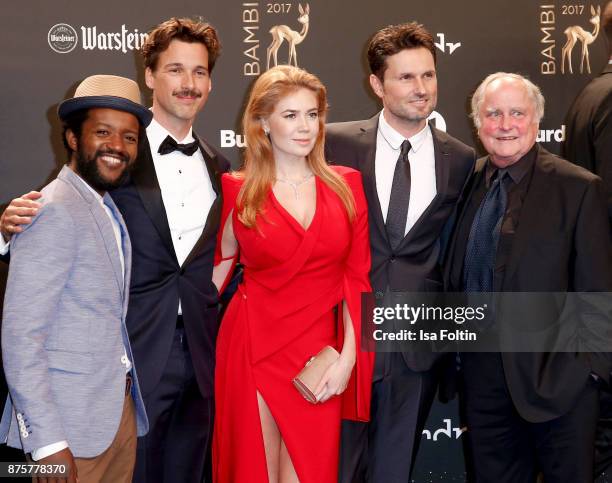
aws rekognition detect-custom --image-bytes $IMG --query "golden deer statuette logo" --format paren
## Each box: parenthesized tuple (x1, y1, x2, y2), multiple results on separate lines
(561, 5, 601, 74)
(266, 3, 310, 70)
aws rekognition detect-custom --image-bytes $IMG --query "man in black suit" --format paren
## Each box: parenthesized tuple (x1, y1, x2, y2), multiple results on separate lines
(445, 72, 612, 482)
(562, 0, 612, 225)
(325, 22, 475, 483)
(0, 18, 229, 483)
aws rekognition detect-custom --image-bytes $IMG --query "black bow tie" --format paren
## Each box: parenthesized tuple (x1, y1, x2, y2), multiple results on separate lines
(158, 135, 199, 156)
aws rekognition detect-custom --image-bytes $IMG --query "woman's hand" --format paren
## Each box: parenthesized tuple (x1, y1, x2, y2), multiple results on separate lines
(314, 355, 355, 403)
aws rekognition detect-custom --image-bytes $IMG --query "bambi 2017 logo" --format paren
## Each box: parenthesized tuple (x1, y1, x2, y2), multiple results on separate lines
(48, 23, 78, 54)
(540, 3, 604, 75)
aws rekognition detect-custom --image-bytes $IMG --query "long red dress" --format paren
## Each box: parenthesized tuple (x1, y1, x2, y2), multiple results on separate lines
(212, 166, 374, 483)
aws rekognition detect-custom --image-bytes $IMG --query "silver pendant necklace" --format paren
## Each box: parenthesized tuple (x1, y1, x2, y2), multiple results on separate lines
(276, 173, 314, 200)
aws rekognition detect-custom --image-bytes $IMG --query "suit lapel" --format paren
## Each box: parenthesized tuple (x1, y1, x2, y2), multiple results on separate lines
(357, 116, 388, 245)
(90, 201, 125, 295)
(444, 158, 486, 290)
(397, 124, 451, 249)
(105, 193, 131, 308)
(182, 134, 224, 268)
(58, 167, 125, 294)
(131, 135, 177, 263)
(503, 147, 554, 287)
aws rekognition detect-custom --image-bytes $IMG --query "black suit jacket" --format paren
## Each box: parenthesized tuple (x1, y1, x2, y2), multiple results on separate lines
(325, 116, 475, 371)
(563, 64, 612, 223)
(111, 133, 229, 399)
(445, 145, 612, 422)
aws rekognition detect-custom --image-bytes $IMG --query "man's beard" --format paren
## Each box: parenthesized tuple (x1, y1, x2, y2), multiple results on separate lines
(75, 146, 132, 193)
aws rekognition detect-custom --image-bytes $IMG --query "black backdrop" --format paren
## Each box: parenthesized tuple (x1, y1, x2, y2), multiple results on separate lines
(1, 1, 610, 481)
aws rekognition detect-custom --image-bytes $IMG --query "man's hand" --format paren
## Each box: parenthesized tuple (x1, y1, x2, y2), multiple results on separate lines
(33, 447, 78, 483)
(0, 191, 42, 242)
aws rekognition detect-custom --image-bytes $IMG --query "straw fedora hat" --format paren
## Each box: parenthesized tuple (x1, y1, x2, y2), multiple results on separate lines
(58, 74, 152, 126)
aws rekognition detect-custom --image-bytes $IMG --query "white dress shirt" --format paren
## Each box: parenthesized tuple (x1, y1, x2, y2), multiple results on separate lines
(0, 237, 9, 255)
(375, 110, 437, 235)
(32, 173, 132, 461)
(147, 119, 216, 315)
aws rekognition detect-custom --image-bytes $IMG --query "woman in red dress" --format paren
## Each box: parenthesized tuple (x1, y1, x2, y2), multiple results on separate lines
(212, 65, 373, 483)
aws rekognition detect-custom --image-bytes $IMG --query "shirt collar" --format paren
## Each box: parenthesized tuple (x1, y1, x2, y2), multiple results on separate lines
(146, 117, 195, 152)
(485, 143, 538, 187)
(378, 110, 431, 153)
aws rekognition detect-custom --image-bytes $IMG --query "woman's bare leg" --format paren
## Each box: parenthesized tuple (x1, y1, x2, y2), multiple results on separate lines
(257, 391, 281, 483)
(279, 438, 300, 483)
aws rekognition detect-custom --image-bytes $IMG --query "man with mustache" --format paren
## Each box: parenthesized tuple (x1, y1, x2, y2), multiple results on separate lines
(325, 22, 475, 482)
(0, 74, 150, 483)
(0, 17, 229, 483)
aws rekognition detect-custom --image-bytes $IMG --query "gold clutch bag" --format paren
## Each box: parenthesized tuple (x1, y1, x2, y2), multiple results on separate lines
(292, 345, 340, 404)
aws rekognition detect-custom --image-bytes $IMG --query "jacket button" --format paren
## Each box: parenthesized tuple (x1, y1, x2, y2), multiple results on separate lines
(180, 268, 185, 275)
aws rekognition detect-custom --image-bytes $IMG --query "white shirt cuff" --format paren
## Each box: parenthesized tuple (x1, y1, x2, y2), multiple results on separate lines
(0, 238, 9, 256)
(31, 441, 69, 461)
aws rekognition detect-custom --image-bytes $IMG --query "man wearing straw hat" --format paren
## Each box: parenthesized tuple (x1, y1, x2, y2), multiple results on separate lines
(0, 74, 150, 482)
(0, 18, 229, 482)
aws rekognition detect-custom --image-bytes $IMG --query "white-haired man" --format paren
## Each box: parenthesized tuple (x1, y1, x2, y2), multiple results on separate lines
(444, 72, 612, 482)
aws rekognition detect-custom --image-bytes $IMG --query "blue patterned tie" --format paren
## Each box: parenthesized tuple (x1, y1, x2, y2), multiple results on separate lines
(463, 170, 508, 292)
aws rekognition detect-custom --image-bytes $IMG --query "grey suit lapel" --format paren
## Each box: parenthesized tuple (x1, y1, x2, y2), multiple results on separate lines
(103, 193, 130, 302)
(58, 167, 125, 295)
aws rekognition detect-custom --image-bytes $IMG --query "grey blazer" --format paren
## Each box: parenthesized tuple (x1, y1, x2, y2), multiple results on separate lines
(0, 166, 148, 458)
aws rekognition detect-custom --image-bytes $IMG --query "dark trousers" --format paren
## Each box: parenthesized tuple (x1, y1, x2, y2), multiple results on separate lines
(595, 389, 612, 478)
(461, 353, 598, 483)
(133, 328, 213, 483)
(339, 352, 438, 483)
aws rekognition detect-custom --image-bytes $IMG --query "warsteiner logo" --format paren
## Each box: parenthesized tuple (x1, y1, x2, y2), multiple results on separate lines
(48, 23, 147, 54)
(48, 23, 78, 54)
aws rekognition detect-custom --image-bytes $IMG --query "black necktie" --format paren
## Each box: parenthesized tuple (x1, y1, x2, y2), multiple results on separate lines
(463, 170, 508, 292)
(158, 135, 199, 156)
(386, 140, 412, 250)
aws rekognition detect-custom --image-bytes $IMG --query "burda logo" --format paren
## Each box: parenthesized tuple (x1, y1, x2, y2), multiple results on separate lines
(48, 23, 78, 54)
